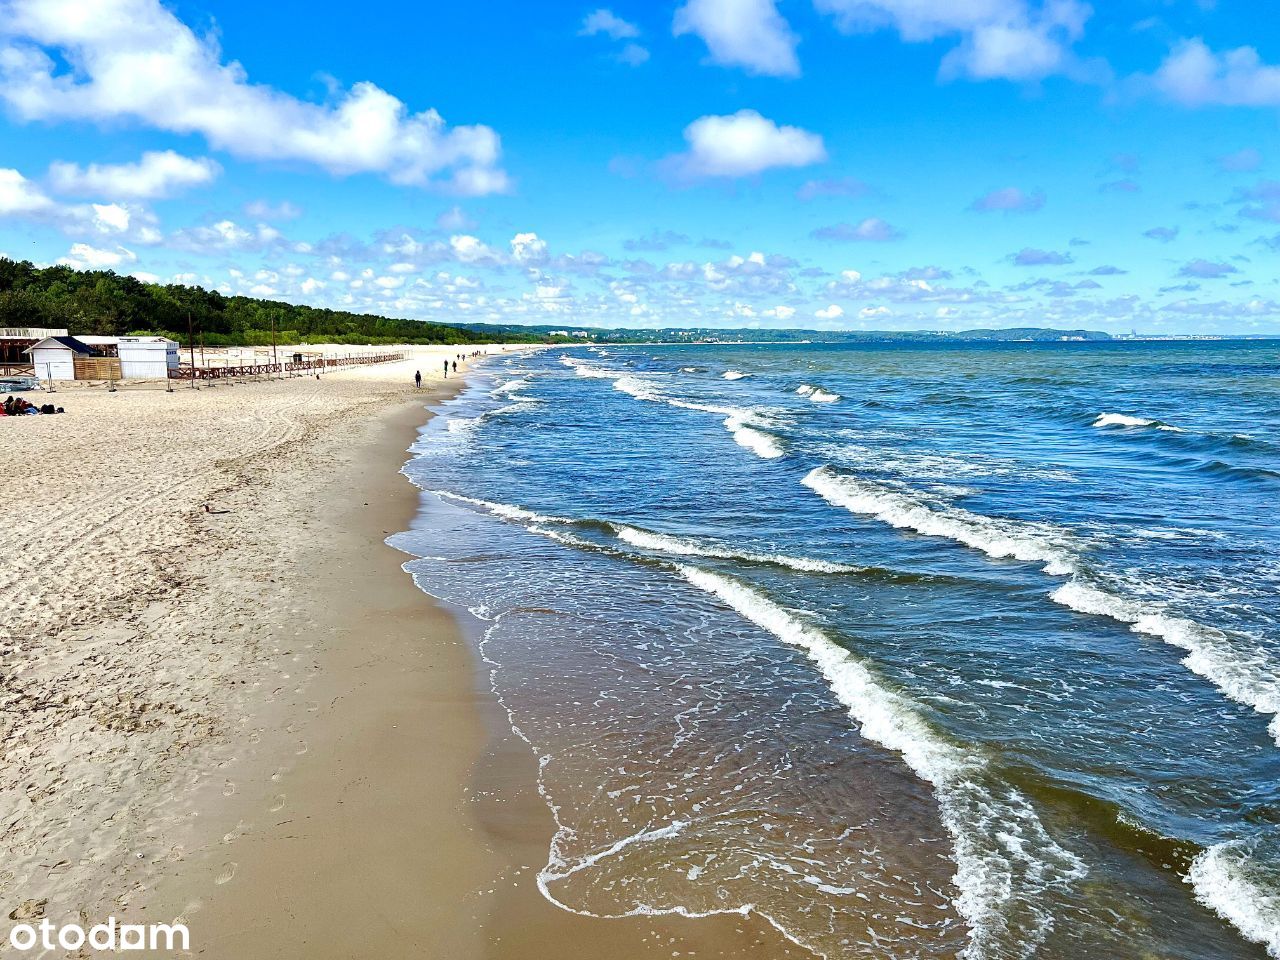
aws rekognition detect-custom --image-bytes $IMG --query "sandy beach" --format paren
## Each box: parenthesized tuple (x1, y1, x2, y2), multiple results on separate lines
(0, 347, 789, 959)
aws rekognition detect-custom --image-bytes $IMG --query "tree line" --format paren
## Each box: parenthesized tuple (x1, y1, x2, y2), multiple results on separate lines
(0, 257, 544, 346)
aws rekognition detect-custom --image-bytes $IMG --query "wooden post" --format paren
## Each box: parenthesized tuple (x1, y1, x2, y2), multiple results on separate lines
(187, 312, 197, 389)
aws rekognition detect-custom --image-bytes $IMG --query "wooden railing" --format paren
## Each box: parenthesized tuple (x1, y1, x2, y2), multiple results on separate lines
(170, 351, 405, 380)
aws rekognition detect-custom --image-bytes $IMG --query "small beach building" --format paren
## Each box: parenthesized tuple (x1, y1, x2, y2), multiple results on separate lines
(117, 337, 179, 378)
(26, 335, 93, 381)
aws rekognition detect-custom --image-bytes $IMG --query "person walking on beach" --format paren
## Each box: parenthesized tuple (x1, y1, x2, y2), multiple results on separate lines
(414, 370, 421, 389)
(452, 360, 457, 374)
(443, 359, 449, 378)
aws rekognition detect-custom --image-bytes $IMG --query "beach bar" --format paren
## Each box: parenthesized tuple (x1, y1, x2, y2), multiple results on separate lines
(117, 336, 180, 378)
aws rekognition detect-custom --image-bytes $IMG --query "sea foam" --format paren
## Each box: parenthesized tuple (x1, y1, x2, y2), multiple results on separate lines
(1188, 840, 1280, 959)
(614, 525, 859, 573)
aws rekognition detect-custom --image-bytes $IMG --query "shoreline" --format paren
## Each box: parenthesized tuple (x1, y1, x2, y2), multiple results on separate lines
(2, 349, 794, 959)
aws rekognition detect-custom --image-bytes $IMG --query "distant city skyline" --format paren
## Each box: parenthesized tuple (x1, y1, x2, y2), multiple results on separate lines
(1, 0, 1279, 333)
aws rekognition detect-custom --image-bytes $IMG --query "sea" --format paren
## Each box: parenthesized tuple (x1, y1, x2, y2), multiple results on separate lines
(392, 340, 1280, 960)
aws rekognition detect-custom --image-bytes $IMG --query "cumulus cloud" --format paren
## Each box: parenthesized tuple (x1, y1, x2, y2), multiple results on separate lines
(580, 9, 650, 65)
(1012, 247, 1073, 266)
(673, 0, 800, 77)
(0, 165, 160, 243)
(47, 150, 220, 199)
(1179, 258, 1239, 279)
(451, 234, 502, 264)
(814, 303, 844, 319)
(815, 0, 1092, 82)
(0, 0, 511, 193)
(669, 110, 826, 178)
(1152, 38, 1280, 107)
(57, 241, 136, 269)
(970, 186, 1045, 212)
(580, 9, 640, 39)
(0, 166, 54, 215)
(811, 217, 902, 242)
(511, 231, 549, 264)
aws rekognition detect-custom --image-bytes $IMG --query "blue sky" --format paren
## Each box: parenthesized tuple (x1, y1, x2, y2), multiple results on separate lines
(1, 0, 1279, 333)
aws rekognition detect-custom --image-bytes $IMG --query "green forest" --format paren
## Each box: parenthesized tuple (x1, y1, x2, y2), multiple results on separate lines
(0, 257, 544, 346)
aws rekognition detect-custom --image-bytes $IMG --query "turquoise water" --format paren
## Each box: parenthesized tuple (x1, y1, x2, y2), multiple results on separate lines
(396, 341, 1280, 960)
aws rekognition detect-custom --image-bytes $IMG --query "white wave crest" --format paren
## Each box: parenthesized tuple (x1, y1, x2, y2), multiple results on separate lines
(1093, 412, 1184, 432)
(1188, 840, 1280, 958)
(723, 370, 748, 380)
(429, 489, 571, 524)
(1050, 581, 1280, 746)
(810, 389, 841, 404)
(678, 566, 1085, 959)
(615, 525, 860, 573)
(802, 467, 1077, 576)
(796, 384, 814, 396)
(725, 415, 784, 459)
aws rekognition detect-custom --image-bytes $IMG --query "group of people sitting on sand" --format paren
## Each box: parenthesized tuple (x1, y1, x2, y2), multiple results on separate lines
(1, 395, 63, 416)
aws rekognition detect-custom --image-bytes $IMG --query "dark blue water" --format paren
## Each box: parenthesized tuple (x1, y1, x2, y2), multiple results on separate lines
(395, 341, 1280, 960)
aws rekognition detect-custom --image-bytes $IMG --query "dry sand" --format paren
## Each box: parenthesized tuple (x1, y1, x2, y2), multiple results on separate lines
(0, 346, 795, 959)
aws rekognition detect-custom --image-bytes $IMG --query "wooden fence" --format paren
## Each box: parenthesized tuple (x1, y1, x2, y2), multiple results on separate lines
(170, 351, 406, 381)
(74, 356, 123, 380)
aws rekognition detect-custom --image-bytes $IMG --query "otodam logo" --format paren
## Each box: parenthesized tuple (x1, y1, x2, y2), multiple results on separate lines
(8, 917, 189, 952)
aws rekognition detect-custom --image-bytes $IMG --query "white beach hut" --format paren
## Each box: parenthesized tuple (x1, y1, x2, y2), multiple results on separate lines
(117, 336, 179, 378)
(26, 335, 92, 381)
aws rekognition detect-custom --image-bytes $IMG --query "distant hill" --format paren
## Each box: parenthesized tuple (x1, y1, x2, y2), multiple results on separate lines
(459, 323, 1114, 344)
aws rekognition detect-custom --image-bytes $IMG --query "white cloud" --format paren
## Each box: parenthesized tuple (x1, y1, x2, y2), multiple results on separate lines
(671, 109, 826, 178)
(511, 231, 549, 264)
(815, 303, 844, 319)
(0, 0, 511, 193)
(815, 0, 1090, 81)
(47, 150, 220, 199)
(1152, 38, 1280, 107)
(170, 219, 283, 253)
(673, 0, 799, 77)
(580, 9, 640, 40)
(91, 202, 130, 232)
(57, 241, 136, 269)
(450, 234, 500, 263)
(0, 166, 53, 214)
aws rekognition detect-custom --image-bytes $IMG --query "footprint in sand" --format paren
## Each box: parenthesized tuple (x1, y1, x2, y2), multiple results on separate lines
(222, 780, 237, 797)
(270, 794, 286, 812)
(295, 740, 308, 756)
(215, 862, 237, 885)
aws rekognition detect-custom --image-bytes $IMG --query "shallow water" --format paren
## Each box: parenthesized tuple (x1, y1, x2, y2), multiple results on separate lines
(396, 341, 1280, 960)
